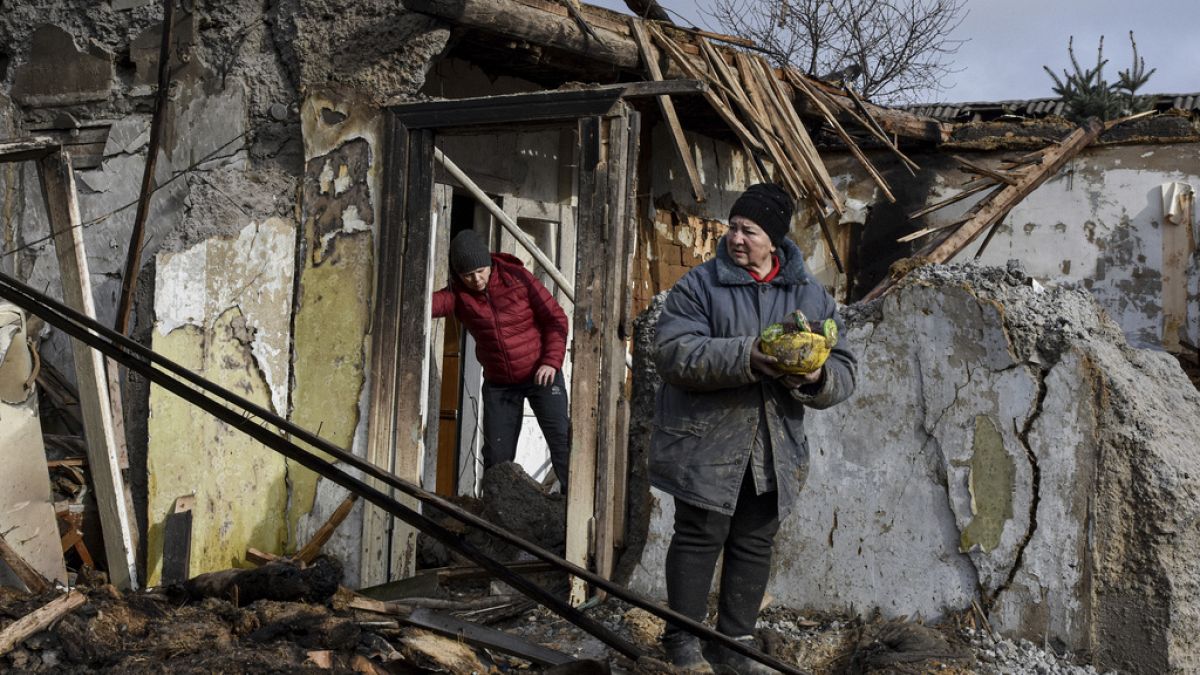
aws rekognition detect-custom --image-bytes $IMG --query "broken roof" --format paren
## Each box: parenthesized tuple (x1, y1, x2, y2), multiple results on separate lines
(902, 92, 1200, 123)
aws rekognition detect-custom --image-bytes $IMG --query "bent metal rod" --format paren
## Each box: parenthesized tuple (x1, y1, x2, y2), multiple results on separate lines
(0, 272, 804, 675)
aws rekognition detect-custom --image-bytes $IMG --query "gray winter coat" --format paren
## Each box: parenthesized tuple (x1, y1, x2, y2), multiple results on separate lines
(650, 236, 856, 517)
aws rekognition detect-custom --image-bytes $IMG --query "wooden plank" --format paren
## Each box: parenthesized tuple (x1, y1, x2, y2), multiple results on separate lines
(629, 18, 705, 203)
(951, 155, 1018, 186)
(392, 88, 624, 130)
(805, 78, 948, 143)
(617, 79, 709, 99)
(845, 87, 893, 145)
(900, 184, 1007, 244)
(296, 493, 358, 564)
(36, 150, 137, 591)
(611, 112, 641, 550)
(361, 114, 409, 588)
(425, 184, 452, 493)
(751, 55, 844, 212)
(732, 53, 810, 203)
(0, 533, 51, 594)
(790, 71, 921, 174)
(925, 119, 1103, 263)
(592, 109, 636, 588)
(403, 607, 576, 667)
(906, 180, 997, 220)
(0, 137, 59, 163)
(0, 591, 86, 657)
(787, 71, 897, 203)
(646, 25, 765, 156)
(694, 40, 767, 181)
(565, 115, 605, 606)
(114, 0, 175, 336)
(160, 494, 194, 584)
(245, 548, 277, 566)
(388, 127, 437, 581)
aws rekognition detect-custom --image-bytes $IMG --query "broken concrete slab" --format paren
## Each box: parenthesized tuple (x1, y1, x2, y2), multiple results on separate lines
(628, 262, 1200, 674)
(0, 302, 68, 588)
(11, 25, 113, 107)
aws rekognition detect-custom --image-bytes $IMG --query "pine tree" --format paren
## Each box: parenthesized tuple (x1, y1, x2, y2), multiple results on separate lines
(1043, 32, 1156, 123)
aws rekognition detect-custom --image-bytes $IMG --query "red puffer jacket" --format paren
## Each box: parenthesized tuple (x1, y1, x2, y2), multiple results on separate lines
(432, 253, 570, 385)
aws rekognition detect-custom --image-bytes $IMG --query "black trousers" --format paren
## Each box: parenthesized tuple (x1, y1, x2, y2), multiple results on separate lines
(663, 469, 781, 643)
(481, 370, 571, 488)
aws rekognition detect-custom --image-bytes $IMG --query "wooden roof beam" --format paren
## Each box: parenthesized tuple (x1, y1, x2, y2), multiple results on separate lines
(403, 0, 948, 142)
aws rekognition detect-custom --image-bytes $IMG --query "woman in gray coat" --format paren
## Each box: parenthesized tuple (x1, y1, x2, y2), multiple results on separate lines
(652, 183, 856, 673)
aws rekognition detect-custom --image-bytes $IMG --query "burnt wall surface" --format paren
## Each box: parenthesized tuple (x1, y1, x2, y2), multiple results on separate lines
(0, 1, 450, 583)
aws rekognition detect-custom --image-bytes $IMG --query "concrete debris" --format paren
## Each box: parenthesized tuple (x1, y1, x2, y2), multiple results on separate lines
(965, 629, 1111, 675)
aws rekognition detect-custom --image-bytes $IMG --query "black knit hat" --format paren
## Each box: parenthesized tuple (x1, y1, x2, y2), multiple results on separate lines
(449, 230, 493, 275)
(728, 183, 794, 245)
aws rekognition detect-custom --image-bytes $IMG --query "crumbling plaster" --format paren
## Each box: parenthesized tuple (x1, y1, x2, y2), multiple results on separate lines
(145, 216, 296, 584)
(0, 0, 454, 583)
(289, 88, 384, 586)
(828, 143, 1200, 349)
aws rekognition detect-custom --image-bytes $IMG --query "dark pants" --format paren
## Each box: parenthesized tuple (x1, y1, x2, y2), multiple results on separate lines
(663, 469, 781, 643)
(481, 370, 571, 488)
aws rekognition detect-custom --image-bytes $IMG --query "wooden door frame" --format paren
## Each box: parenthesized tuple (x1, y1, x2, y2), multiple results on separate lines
(364, 83, 670, 592)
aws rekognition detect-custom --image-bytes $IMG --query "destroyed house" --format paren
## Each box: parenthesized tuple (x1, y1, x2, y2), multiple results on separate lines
(0, 0, 1199, 673)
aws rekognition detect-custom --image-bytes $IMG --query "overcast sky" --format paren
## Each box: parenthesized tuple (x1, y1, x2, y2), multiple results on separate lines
(589, 0, 1198, 104)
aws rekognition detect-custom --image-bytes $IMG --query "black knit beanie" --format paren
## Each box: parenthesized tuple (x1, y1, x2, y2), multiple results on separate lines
(449, 230, 492, 275)
(728, 183, 794, 245)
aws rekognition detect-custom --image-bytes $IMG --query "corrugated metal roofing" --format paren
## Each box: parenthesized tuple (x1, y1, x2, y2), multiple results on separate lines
(899, 93, 1199, 121)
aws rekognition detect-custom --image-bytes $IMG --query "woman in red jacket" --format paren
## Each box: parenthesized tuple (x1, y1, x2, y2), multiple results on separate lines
(432, 230, 572, 489)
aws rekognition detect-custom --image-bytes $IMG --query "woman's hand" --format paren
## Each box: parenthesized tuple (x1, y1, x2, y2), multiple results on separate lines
(750, 339, 785, 379)
(781, 366, 824, 390)
(535, 365, 557, 386)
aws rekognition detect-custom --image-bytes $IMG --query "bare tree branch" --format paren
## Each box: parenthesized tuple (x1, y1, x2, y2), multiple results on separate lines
(705, 0, 967, 103)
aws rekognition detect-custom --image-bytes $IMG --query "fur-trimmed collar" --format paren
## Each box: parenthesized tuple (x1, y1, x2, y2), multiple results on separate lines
(714, 236, 810, 286)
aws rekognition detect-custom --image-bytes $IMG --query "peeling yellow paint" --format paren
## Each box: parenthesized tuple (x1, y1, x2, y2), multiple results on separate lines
(287, 229, 374, 541)
(959, 415, 1015, 553)
(146, 310, 289, 584)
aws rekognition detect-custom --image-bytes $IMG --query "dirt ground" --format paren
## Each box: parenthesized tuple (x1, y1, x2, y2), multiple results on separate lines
(0, 573, 1036, 674)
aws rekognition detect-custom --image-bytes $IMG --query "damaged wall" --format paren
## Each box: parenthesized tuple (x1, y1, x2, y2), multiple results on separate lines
(0, 0, 452, 583)
(827, 142, 1200, 350)
(288, 88, 382, 589)
(628, 263, 1200, 673)
(146, 217, 295, 583)
(286, 4, 450, 589)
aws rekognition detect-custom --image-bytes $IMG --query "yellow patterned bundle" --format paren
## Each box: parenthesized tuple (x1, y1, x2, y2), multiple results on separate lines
(759, 310, 838, 375)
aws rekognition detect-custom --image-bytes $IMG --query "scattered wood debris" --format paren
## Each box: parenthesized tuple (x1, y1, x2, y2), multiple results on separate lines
(867, 115, 1118, 300)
